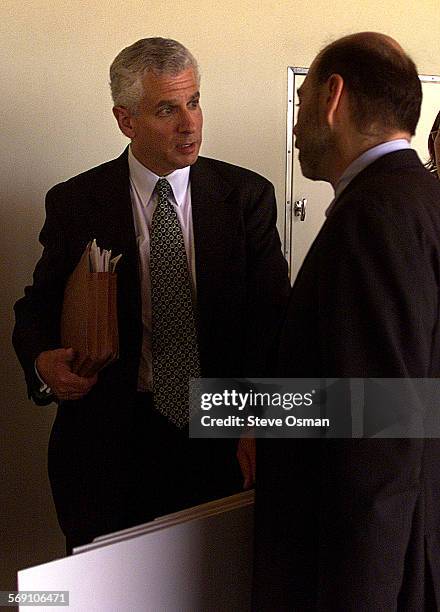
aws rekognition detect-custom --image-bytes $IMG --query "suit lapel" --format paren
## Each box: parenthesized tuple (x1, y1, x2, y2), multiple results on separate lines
(89, 148, 138, 259)
(89, 148, 142, 341)
(190, 156, 237, 283)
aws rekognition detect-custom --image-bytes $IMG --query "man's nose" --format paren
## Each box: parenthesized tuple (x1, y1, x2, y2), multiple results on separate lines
(178, 108, 196, 132)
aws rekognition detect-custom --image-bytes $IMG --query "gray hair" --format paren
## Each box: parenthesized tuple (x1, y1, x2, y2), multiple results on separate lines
(110, 37, 200, 113)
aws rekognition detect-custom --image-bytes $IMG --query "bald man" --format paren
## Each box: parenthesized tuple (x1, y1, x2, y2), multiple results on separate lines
(253, 33, 440, 610)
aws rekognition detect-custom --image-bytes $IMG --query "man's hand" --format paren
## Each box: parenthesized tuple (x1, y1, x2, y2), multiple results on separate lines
(237, 435, 256, 489)
(36, 348, 97, 401)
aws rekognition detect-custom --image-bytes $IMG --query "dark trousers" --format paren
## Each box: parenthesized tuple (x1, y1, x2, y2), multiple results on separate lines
(66, 392, 242, 554)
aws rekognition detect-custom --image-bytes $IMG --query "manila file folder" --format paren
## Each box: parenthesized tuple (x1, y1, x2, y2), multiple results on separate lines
(61, 242, 119, 377)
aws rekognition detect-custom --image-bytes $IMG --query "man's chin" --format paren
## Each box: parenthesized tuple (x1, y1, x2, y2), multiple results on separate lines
(299, 162, 316, 181)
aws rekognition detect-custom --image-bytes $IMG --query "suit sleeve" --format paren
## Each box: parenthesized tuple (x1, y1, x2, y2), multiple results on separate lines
(243, 179, 290, 376)
(13, 186, 71, 398)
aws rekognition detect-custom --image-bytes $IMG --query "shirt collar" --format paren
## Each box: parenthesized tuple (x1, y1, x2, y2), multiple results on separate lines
(334, 139, 411, 200)
(326, 139, 411, 217)
(128, 145, 190, 207)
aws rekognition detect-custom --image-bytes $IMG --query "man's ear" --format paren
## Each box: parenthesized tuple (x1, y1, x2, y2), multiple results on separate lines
(112, 106, 136, 139)
(324, 74, 345, 128)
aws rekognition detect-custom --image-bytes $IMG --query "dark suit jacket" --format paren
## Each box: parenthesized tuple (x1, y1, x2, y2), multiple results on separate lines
(13, 149, 289, 539)
(254, 150, 440, 611)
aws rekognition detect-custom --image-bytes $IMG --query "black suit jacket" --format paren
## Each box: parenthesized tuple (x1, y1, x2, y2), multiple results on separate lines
(13, 149, 290, 538)
(254, 150, 440, 611)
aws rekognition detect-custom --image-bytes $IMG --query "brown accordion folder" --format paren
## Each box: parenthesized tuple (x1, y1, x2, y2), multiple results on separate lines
(61, 243, 119, 377)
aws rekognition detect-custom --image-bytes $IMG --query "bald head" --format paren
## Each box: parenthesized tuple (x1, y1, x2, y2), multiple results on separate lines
(312, 31, 421, 136)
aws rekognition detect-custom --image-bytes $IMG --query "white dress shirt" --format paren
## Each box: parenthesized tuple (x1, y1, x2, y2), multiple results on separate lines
(128, 146, 196, 392)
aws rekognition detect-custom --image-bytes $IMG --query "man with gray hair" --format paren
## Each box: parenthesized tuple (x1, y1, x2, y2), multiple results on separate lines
(13, 38, 289, 552)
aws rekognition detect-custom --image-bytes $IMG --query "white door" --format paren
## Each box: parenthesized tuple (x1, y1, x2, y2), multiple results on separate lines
(284, 68, 440, 282)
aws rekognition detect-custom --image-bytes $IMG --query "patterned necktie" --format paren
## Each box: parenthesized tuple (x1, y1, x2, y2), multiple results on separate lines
(150, 178, 201, 428)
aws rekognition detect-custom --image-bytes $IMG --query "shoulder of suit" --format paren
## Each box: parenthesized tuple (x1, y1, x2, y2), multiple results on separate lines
(46, 150, 128, 200)
(195, 155, 273, 189)
(345, 151, 440, 200)
(333, 150, 440, 227)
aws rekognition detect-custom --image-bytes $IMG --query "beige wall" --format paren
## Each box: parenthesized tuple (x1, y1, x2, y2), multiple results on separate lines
(1, 0, 439, 591)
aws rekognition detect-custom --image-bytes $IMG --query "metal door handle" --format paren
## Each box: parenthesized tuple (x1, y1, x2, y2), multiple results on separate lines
(294, 198, 307, 221)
